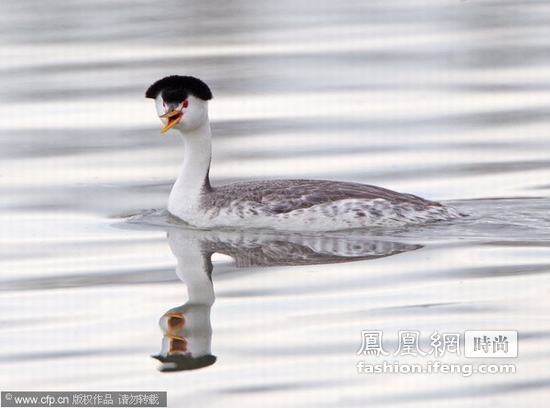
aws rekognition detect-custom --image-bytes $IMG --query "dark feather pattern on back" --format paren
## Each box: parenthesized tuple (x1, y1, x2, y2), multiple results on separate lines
(201, 179, 441, 214)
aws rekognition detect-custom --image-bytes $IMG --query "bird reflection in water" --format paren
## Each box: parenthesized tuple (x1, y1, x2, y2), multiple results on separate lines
(152, 228, 421, 372)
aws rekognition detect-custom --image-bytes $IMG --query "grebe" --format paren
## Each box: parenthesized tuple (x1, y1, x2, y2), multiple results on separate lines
(145, 75, 460, 231)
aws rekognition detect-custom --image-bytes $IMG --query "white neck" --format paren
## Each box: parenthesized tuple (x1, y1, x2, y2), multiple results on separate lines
(168, 121, 212, 217)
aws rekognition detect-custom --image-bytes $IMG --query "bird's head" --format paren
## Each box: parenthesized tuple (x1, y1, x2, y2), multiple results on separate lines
(145, 75, 213, 133)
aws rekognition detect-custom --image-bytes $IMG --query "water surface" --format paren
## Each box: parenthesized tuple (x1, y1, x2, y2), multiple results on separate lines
(1, 1, 550, 406)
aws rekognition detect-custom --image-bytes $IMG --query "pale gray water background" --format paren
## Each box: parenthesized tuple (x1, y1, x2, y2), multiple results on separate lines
(1, 0, 550, 406)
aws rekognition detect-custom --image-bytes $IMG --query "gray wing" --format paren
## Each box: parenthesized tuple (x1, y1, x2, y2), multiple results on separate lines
(202, 179, 441, 213)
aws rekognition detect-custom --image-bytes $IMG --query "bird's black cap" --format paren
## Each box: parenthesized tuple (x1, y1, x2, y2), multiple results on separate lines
(145, 75, 213, 103)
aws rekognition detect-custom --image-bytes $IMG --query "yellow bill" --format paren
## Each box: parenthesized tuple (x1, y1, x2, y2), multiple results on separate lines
(160, 110, 183, 133)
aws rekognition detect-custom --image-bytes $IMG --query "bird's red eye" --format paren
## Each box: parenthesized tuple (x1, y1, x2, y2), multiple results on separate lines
(183, 100, 189, 108)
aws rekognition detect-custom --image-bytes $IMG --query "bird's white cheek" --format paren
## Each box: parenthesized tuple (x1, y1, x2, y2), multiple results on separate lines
(176, 117, 188, 130)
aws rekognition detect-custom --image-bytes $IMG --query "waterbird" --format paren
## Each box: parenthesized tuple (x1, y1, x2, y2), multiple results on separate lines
(146, 75, 460, 231)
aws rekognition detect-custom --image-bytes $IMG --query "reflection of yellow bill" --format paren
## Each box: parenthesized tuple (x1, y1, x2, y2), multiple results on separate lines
(165, 312, 186, 331)
(168, 335, 188, 353)
(160, 110, 183, 133)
